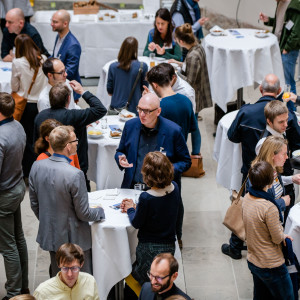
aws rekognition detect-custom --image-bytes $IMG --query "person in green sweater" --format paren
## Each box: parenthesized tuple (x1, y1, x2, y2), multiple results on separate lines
(143, 8, 182, 61)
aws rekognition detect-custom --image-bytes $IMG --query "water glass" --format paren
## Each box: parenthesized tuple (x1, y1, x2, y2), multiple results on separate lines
(101, 117, 107, 129)
(134, 184, 143, 204)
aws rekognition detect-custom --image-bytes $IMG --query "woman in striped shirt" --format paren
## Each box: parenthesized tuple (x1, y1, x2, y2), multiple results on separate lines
(243, 160, 293, 299)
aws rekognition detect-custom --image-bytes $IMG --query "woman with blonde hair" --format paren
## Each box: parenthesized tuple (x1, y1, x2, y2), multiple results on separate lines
(11, 33, 47, 178)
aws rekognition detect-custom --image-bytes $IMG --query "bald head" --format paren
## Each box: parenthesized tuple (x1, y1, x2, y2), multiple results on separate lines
(139, 93, 160, 109)
(260, 74, 281, 96)
(51, 10, 70, 35)
(5, 8, 25, 34)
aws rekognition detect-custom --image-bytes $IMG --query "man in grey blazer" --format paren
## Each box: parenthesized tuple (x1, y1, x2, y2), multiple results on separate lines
(29, 125, 105, 277)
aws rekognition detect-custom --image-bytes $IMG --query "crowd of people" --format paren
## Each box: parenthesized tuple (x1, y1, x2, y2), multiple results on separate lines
(0, 0, 300, 299)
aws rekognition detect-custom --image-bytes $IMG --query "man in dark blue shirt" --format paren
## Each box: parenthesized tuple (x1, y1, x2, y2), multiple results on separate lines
(1, 8, 49, 61)
(139, 253, 191, 300)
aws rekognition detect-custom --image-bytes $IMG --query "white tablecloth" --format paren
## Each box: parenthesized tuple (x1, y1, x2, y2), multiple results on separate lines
(90, 188, 182, 300)
(0, 61, 12, 93)
(213, 110, 243, 191)
(31, 10, 154, 78)
(87, 115, 126, 190)
(203, 28, 285, 112)
(285, 203, 300, 262)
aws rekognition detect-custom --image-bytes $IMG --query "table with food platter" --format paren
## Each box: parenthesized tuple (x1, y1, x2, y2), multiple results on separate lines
(0, 61, 12, 93)
(31, 10, 155, 77)
(203, 27, 285, 112)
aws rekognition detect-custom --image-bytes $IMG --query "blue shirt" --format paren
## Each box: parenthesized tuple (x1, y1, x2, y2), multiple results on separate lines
(52, 153, 72, 164)
(107, 60, 148, 114)
(160, 93, 197, 141)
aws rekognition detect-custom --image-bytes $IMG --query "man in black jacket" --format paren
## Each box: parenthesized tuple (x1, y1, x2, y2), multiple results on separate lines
(34, 81, 107, 191)
(1, 8, 49, 61)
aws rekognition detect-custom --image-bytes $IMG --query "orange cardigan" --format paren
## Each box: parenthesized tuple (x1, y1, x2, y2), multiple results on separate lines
(36, 152, 81, 170)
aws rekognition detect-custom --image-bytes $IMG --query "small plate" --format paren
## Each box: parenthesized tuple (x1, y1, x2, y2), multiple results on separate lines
(155, 57, 165, 61)
(210, 30, 224, 36)
(255, 30, 269, 38)
(110, 135, 121, 139)
(88, 130, 104, 139)
(119, 112, 136, 122)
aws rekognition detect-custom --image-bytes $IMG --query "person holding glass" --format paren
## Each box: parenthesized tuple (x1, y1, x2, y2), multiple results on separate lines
(120, 151, 182, 296)
(11, 33, 48, 178)
(143, 8, 182, 61)
(107, 36, 148, 115)
(243, 160, 294, 300)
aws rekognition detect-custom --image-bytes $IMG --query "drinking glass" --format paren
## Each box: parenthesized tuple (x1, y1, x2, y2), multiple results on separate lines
(283, 84, 291, 101)
(134, 184, 143, 204)
(149, 53, 155, 68)
(101, 117, 107, 129)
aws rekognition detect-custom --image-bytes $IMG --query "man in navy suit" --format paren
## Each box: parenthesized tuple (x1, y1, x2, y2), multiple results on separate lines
(115, 93, 191, 242)
(51, 10, 81, 100)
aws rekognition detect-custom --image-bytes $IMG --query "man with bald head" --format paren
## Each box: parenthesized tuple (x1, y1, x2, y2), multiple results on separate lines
(51, 9, 82, 100)
(1, 8, 49, 61)
(221, 73, 300, 260)
(115, 93, 191, 241)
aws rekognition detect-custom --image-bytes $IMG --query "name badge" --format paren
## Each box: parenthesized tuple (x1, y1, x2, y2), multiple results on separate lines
(285, 20, 294, 30)
(182, 62, 186, 72)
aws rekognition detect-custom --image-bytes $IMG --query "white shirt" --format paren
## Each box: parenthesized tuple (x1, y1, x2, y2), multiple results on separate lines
(11, 55, 48, 103)
(53, 32, 68, 58)
(37, 80, 80, 112)
(172, 74, 196, 112)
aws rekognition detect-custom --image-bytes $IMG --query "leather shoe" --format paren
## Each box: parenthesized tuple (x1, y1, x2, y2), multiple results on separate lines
(221, 243, 242, 259)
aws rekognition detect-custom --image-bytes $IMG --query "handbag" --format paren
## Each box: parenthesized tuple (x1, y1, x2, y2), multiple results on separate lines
(182, 154, 205, 178)
(12, 67, 39, 121)
(222, 176, 248, 241)
(107, 62, 144, 115)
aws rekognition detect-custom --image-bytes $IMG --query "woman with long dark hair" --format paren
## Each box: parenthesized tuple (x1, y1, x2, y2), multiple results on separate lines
(143, 8, 181, 60)
(11, 33, 47, 177)
(107, 36, 148, 114)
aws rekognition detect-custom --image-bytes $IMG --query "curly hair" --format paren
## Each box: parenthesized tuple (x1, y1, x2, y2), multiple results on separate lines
(142, 151, 174, 188)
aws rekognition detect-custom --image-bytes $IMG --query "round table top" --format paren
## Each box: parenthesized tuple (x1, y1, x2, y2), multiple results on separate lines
(204, 28, 278, 51)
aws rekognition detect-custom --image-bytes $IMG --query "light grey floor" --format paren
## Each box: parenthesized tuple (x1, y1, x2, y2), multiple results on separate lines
(0, 80, 300, 300)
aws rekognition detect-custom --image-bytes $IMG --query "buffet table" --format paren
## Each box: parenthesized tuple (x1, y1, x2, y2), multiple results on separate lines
(0, 61, 12, 93)
(31, 10, 154, 77)
(90, 188, 182, 300)
(203, 28, 285, 112)
(213, 110, 243, 191)
(87, 115, 126, 190)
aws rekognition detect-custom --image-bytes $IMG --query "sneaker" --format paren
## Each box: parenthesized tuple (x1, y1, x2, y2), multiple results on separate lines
(221, 243, 242, 259)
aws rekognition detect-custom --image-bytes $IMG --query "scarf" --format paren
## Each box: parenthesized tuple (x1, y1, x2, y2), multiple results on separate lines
(248, 186, 283, 222)
(185, 0, 203, 39)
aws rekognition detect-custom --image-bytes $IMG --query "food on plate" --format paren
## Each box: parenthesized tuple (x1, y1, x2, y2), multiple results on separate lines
(99, 16, 104, 20)
(110, 131, 121, 137)
(88, 130, 102, 135)
(132, 12, 138, 18)
(120, 113, 134, 118)
(111, 15, 115, 19)
(104, 13, 110, 16)
(213, 30, 222, 32)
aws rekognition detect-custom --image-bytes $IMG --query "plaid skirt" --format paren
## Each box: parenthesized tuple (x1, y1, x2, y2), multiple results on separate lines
(132, 241, 175, 285)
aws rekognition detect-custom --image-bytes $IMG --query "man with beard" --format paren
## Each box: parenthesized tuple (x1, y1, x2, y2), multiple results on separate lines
(51, 9, 82, 100)
(139, 253, 191, 300)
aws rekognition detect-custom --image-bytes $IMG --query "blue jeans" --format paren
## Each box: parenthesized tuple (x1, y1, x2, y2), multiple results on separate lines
(282, 50, 298, 94)
(191, 113, 201, 155)
(247, 261, 294, 300)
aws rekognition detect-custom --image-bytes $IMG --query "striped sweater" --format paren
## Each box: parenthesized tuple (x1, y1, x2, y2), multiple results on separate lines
(242, 193, 285, 268)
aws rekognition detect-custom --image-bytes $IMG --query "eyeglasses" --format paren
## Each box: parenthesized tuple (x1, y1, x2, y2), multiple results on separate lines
(136, 107, 159, 115)
(61, 266, 81, 273)
(65, 138, 79, 147)
(51, 68, 67, 75)
(147, 271, 170, 283)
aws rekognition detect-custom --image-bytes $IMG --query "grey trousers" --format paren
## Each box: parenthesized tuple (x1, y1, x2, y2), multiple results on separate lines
(49, 248, 93, 277)
(0, 180, 28, 298)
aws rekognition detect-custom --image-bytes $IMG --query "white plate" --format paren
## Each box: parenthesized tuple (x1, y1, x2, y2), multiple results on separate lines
(255, 31, 269, 38)
(155, 57, 166, 61)
(210, 30, 224, 36)
(109, 135, 121, 139)
(119, 116, 135, 122)
(88, 130, 104, 139)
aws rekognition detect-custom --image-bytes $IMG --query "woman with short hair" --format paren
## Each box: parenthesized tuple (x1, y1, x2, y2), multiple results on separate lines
(121, 151, 181, 286)
(107, 36, 148, 114)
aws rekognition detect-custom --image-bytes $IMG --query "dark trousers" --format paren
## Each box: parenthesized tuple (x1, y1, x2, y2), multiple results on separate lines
(247, 261, 294, 300)
(0, 180, 28, 298)
(20, 103, 38, 178)
(284, 183, 295, 225)
(49, 248, 93, 277)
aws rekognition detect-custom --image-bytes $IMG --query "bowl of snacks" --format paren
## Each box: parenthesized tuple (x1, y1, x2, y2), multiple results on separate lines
(87, 129, 104, 139)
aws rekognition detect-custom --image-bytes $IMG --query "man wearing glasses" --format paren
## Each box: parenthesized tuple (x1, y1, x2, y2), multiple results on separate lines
(29, 126, 105, 276)
(38, 57, 79, 112)
(115, 93, 191, 243)
(139, 253, 191, 299)
(34, 243, 100, 299)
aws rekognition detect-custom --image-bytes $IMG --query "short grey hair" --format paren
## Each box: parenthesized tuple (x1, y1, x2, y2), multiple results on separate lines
(261, 77, 280, 93)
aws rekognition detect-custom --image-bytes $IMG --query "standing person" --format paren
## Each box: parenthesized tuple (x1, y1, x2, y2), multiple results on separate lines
(34, 243, 100, 300)
(11, 34, 48, 179)
(259, 0, 300, 98)
(51, 9, 82, 101)
(0, 93, 29, 299)
(170, 23, 212, 120)
(243, 161, 294, 300)
(143, 8, 182, 61)
(1, 8, 49, 62)
(121, 152, 181, 294)
(107, 37, 148, 115)
(29, 126, 105, 276)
